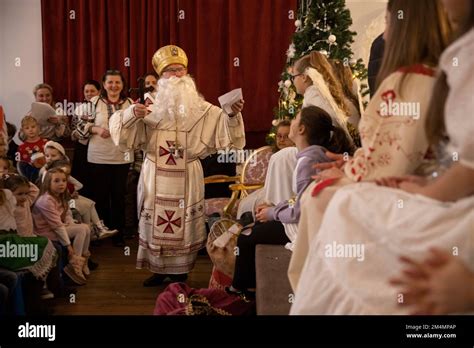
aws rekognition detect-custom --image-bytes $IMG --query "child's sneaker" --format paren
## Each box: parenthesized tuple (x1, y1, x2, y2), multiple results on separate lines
(95, 220, 118, 240)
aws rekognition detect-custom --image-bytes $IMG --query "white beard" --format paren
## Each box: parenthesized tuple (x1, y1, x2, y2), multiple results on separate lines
(151, 75, 205, 124)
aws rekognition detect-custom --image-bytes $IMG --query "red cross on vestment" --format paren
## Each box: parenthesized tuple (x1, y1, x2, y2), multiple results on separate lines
(156, 210, 182, 234)
(159, 141, 178, 165)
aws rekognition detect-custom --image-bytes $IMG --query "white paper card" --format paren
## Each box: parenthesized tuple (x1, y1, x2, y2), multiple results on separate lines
(218, 88, 243, 114)
(31, 102, 57, 126)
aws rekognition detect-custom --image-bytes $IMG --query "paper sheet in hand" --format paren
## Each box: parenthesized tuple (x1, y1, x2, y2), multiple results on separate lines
(31, 102, 57, 126)
(218, 88, 243, 114)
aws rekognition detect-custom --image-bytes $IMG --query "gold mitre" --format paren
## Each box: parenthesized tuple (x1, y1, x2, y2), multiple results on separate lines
(152, 45, 188, 75)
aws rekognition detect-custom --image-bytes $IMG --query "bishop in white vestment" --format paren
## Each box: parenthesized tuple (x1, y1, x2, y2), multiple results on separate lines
(110, 45, 245, 285)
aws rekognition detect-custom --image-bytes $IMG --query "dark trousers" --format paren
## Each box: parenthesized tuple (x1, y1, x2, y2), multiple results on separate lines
(0, 268, 17, 316)
(89, 163, 130, 234)
(232, 220, 289, 290)
(21, 272, 44, 315)
(18, 162, 39, 183)
(71, 142, 92, 199)
(124, 170, 140, 237)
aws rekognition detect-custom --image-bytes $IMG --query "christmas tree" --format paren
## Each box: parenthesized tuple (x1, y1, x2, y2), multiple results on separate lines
(267, 0, 368, 144)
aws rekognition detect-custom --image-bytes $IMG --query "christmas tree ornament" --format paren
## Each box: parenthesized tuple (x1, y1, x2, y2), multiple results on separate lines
(286, 43, 296, 59)
(328, 34, 337, 43)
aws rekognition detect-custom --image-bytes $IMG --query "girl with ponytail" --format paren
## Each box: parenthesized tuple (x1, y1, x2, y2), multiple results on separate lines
(229, 106, 347, 296)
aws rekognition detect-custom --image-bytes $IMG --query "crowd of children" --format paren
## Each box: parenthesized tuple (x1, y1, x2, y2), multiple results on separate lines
(0, 72, 143, 315)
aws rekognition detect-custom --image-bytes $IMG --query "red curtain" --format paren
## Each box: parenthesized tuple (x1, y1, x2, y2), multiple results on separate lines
(41, 0, 297, 148)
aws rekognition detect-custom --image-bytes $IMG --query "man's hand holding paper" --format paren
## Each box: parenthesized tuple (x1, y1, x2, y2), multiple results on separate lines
(218, 88, 244, 116)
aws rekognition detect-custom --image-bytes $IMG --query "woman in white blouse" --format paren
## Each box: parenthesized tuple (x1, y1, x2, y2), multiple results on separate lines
(81, 70, 133, 246)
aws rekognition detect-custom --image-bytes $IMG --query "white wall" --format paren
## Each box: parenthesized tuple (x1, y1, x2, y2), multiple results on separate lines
(0, 0, 43, 134)
(347, 0, 388, 65)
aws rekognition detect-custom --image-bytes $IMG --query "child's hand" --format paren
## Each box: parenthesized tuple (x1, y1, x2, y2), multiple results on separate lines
(312, 167, 344, 182)
(255, 207, 271, 223)
(313, 151, 348, 171)
(48, 116, 60, 124)
(255, 203, 271, 214)
(93, 127, 110, 138)
(375, 175, 429, 188)
(389, 248, 474, 314)
(399, 181, 425, 195)
(67, 245, 75, 259)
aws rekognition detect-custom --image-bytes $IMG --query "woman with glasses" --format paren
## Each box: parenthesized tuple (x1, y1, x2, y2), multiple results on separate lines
(291, 51, 353, 142)
(78, 70, 134, 247)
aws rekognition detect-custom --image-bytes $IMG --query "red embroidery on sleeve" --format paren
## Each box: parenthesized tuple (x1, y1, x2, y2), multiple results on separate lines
(311, 178, 337, 197)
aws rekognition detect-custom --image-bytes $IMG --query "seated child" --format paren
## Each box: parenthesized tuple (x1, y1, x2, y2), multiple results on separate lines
(0, 176, 58, 314)
(229, 106, 354, 297)
(17, 116, 47, 182)
(0, 156, 12, 176)
(32, 168, 92, 285)
(41, 141, 117, 240)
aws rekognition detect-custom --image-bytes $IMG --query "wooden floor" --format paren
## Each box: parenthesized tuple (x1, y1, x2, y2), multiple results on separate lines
(51, 237, 213, 315)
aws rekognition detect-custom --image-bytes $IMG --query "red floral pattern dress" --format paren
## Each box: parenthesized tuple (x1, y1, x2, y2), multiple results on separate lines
(344, 65, 436, 182)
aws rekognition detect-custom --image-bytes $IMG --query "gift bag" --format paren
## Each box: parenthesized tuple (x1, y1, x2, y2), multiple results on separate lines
(154, 282, 255, 316)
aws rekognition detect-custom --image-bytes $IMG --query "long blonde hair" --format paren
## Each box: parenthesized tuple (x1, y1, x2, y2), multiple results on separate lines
(294, 51, 349, 116)
(425, 1, 474, 146)
(330, 59, 359, 112)
(376, 0, 451, 92)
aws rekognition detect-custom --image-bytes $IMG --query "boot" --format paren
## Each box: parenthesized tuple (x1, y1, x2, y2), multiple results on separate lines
(64, 255, 87, 285)
(82, 252, 91, 277)
(95, 220, 118, 240)
(94, 220, 118, 240)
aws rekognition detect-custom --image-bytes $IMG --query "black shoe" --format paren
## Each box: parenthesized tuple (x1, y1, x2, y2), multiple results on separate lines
(143, 273, 167, 287)
(170, 273, 188, 282)
(90, 239, 102, 247)
(88, 258, 99, 271)
(225, 286, 255, 302)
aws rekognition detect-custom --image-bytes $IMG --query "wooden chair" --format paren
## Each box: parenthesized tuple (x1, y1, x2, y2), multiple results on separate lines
(204, 146, 273, 218)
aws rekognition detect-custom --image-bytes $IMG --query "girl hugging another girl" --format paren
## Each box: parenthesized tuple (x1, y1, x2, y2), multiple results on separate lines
(32, 168, 92, 285)
(40, 141, 117, 240)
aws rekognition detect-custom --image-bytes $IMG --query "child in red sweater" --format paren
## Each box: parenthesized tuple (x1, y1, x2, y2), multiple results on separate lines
(18, 116, 47, 182)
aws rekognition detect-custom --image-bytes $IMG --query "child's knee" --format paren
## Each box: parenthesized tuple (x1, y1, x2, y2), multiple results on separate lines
(79, 223, 91, 235)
